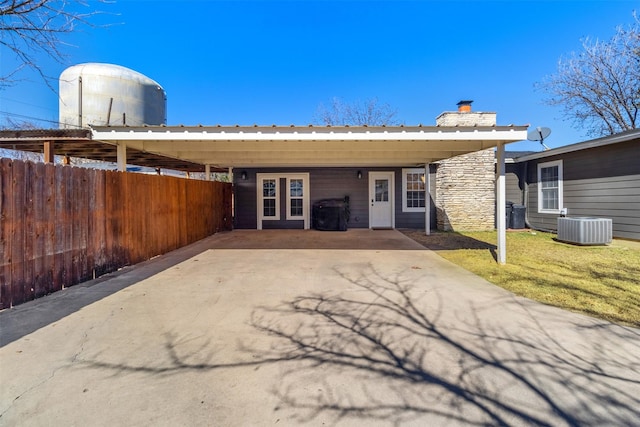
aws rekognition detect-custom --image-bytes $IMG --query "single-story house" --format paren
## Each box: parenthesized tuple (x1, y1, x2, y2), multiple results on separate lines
(506, 129, 640, 240)
(1, 103, 529, 263)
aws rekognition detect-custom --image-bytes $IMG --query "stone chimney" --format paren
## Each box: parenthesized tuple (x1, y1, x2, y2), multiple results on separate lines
(434, 101, 497, 231)
(436, 100, 497, 127)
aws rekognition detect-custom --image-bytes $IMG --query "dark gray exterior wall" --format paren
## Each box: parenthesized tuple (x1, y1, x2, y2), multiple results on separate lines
(234, 169, 258, 229)
(505, 163, 525, 205)
(311, 167, 369, 228)
(234, 167, 436, 230)
(513, 139, 639, 240)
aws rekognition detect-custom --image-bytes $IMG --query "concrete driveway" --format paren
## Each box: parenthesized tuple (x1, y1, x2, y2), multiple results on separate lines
(1, 229, 639, 426)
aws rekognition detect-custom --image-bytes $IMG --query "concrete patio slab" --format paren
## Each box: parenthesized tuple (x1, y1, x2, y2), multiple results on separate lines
(1, 229, 639, 426)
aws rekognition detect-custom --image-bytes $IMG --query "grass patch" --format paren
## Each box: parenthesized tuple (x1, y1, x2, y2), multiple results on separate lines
(401, 229, 640, 327)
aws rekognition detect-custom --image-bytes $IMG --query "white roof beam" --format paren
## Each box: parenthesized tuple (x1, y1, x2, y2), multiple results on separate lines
(124, 140, 503, 152)
(92, 128, 527, 143)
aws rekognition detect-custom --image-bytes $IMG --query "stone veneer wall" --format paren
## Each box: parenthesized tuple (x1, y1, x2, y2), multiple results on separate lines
(435, 149, 496, 231)
(435, 111, 497, 231)
(435, 111, 497, 127)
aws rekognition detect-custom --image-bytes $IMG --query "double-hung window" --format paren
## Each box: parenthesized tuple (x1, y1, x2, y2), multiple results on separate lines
(537, 160, 563, 213)
(402, 168, 426, 212)
(261, 178, 279, 219)
(287, 178, 304, 219)
(257, 173, 310, 229)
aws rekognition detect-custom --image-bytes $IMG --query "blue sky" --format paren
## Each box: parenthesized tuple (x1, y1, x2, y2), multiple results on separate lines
(0, 0, 636, 152)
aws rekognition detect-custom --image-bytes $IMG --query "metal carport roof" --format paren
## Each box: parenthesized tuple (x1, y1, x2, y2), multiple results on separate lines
(90, 124, 529, 169)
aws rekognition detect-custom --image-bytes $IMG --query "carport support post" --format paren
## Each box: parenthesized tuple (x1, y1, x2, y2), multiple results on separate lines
(43, 141, 54, 163)
(116, 143, 127, 172)
(425, 163, 430, 236)
(496, 143, 506, 264)
(205, 164, 211, 180)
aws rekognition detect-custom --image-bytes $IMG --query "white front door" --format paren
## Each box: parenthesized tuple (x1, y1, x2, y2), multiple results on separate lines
(369, 171, 394, 229)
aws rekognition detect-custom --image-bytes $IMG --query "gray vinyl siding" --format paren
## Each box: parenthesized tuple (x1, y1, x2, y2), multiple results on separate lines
(505, 163, 524, 205)
(262, 219, 305, 229)
(311, 168, 369, 228)
(234, 167, 372, 229)
(234, 167, 437, 230)
(524, 139, 640, 240)
(234, 170, 258, 229)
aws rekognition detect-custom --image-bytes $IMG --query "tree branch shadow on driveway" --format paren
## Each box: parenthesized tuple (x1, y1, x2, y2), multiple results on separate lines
(71, 262, 640, 426)
(249, 264, 640, 426)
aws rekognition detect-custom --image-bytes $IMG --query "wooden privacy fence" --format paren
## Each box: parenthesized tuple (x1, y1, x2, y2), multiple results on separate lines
(0, 158, 232, 309)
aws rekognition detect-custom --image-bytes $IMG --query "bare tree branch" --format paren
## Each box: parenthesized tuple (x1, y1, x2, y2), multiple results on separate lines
(0, 0, 112, 89)
(538, 13, 639, 137)
(314, 97, 400, 126)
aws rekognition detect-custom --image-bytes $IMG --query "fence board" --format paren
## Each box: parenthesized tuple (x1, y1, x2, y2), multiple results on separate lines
(33, 162, 47, 298)
(23, 162, 35, 301)
(104, 171, 116, 271)
(52, 165, 65, 291)
(1, 159, 13, 308)
(70, 167, 80, 285)
(10, 161, 26, 305)
(43, 163, 55, 295)
(86, 169, 94, 278)
(78, 167, 90, 283)
(92, 169, 107, 277)
(63, 165, 74, 286)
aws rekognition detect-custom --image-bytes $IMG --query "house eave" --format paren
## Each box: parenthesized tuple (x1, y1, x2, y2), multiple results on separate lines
(513, 128, 640, 162)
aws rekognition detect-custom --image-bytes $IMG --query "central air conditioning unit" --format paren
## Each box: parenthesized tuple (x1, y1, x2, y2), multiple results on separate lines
(557, 217, 612, 245)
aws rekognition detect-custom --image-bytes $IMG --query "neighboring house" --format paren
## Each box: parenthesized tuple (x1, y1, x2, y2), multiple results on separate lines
(506, 129, 640, 240)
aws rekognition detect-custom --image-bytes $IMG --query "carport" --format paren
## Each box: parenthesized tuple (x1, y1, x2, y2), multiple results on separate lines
(91, 123, 528, 263)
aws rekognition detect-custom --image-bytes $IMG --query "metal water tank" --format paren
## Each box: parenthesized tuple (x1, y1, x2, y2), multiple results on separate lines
(59, 63, 167, 129)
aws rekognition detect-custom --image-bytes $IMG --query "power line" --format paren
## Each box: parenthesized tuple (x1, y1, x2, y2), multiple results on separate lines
(0, 96, 58, 113)
(0, 110, 71, 128)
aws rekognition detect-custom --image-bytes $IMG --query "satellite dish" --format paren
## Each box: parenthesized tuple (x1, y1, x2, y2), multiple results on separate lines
(527, 126, 552, 150)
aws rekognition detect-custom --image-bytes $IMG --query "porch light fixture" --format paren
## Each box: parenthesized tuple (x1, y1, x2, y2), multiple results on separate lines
(357, 170, 362, 179)
(241, 171, 247, 180)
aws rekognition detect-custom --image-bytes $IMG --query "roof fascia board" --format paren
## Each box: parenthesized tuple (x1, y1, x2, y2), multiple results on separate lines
(91, 125, 523, 132)
(92, 126, 528, 143)
(514, 129, 640, 162)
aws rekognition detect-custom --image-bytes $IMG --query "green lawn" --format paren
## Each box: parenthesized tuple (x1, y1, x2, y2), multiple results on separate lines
(402, 230, 640, 327)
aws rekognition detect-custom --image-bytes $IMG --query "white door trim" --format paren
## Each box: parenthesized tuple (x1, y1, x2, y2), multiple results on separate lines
(368, 171, 395, 229)
(285, 173, 310, 229)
